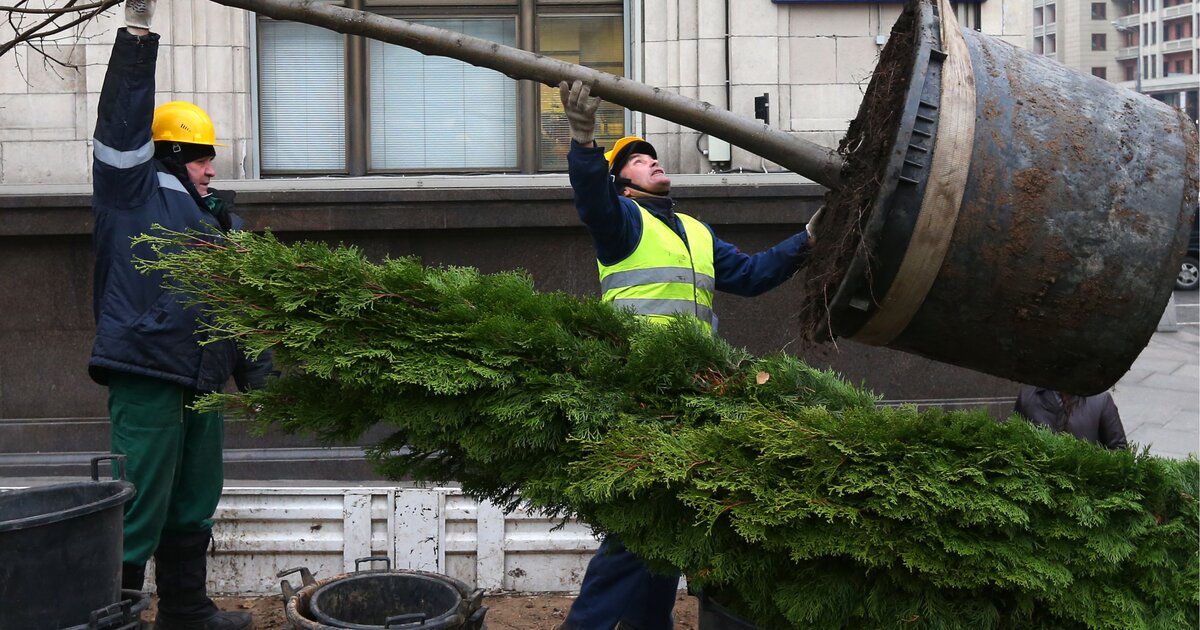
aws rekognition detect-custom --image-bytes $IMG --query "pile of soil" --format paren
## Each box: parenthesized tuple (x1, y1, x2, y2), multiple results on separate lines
(142, 592, 701, 629)
(797, 0, 921, 340)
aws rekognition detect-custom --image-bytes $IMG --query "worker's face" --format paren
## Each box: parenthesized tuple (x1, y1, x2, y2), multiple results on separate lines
(620, 152, 671, 195)
(186, 156, 216, 197)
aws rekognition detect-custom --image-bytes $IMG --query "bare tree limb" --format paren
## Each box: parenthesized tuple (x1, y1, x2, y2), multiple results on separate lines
(210, 0, 845, 188)
(26, 0, 116, 40)
(0, 0, 846, 185)
(0, 1, 107, 14)
(1, 0, 80, 57)
(0, 0, 117, 62)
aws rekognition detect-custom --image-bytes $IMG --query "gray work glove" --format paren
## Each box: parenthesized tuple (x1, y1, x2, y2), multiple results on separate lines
(559, 80, 600, 146)
(806, 205, 825, 243)
(124, 0, 156, 30)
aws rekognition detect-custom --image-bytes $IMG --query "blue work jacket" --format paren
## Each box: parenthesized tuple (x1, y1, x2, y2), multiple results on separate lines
(90, 29, 270, 392)
(567, 141, 811, 298)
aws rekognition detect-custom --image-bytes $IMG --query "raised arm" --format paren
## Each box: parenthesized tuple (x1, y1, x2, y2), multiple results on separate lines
(92, 3, 160, 207)
(561, 80, 641, 265)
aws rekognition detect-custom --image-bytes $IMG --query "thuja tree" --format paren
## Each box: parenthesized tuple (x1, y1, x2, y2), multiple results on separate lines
(137, 229, 1198, 629)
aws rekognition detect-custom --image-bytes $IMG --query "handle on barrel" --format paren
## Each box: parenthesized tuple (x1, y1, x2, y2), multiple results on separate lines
(277, 566, 315, 599)
(86, 596, 134, 629)
(465, 588, 485, 611)
(90, 454, 127, 482)
(355, 556, 392, 572)
(384, 613, 427, 628)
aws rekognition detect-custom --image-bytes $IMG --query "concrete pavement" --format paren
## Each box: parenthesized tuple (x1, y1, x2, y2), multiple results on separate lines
(1110, 291, 1199, 459)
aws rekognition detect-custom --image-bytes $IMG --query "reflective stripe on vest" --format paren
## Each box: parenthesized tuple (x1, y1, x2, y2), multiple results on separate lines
(598, 204, 716, 332)
(609, 298, 716, 328)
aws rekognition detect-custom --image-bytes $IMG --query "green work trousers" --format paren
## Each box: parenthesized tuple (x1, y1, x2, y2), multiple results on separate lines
(108, 372, 225, 565)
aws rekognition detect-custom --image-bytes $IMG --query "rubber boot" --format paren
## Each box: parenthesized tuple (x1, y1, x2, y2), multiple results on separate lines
(122, 562, 146, 591)
(153, 530, 253, 630)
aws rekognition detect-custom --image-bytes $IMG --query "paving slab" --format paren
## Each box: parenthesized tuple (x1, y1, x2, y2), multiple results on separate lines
(1111, 311, 1199, 460)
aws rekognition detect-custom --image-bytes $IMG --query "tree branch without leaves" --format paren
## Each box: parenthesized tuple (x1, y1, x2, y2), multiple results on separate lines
(0, 0, 846, 186)
(0, 0, 120, 61)
(208, 0, 845, 187)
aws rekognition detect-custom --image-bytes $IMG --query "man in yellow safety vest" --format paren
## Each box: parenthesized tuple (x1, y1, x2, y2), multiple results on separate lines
(555, 79, 822, 630)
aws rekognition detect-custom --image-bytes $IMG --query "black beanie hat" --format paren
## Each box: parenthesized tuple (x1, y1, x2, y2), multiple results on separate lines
(154, 141, 216, 165)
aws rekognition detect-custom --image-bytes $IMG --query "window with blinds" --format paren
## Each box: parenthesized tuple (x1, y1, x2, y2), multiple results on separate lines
(255, 2, 624, 175)
(258, 20, 346, 172)
(368, 19, 518, 171)
(536, 15, 625, 172)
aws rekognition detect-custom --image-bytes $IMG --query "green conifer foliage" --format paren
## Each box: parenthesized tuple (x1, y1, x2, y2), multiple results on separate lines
(135, 229, 1198, 629)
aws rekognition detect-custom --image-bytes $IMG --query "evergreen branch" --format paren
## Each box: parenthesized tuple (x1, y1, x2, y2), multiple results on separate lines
(139, 228, 1198, 630)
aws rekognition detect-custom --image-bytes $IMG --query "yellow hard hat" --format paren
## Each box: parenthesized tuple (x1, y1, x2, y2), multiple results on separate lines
(152, 101, 225, 147)
(604, 136, 656, 174)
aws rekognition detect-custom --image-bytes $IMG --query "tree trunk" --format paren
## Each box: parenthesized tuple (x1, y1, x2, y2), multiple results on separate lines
(208, 0, 845, 188)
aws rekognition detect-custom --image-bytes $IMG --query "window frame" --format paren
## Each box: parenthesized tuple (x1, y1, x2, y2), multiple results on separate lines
(361, 13, 522, 175)
(253, 0, 628, 177)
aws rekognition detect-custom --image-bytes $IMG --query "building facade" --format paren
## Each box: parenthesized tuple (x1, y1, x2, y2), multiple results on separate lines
(1031, 0, 1198, 121)
(0, 0, 1029, 184)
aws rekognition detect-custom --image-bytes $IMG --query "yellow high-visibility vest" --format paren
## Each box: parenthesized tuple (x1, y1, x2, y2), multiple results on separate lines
(597, 203, 716, 333)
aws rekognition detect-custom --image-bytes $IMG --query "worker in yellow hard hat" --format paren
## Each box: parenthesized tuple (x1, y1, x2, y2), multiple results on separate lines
(151, 100, 225, 199)
(89, 2, 271, 629)
(554, 80, 822, 630)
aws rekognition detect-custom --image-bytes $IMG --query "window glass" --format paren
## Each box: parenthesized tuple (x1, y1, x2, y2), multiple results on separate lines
(258, 20, 346, 172)
(256, 5, 624, 175)
(368, 19, 518, 170)
(536, 15, 626, 171)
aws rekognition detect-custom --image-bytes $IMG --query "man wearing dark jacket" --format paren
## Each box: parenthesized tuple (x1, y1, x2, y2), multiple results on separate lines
(1013, 386, 1129, 450)
(91, 1, 270, 628)
(555, 80, 819, 630)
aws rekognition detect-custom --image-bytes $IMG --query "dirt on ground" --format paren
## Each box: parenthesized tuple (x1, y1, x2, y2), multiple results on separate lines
(144, 592, 701, 629)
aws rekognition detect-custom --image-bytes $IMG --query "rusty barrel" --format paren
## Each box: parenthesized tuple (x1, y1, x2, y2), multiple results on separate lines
(822, 0, 1198, 394)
